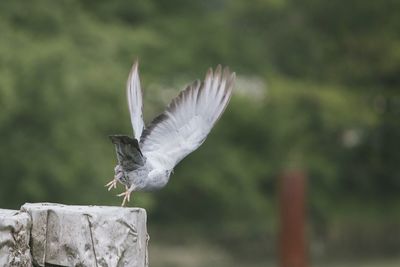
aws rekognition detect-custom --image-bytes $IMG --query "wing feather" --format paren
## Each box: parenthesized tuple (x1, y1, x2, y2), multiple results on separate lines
(127, 61, 144, 140)
(140, 66, 235, 170)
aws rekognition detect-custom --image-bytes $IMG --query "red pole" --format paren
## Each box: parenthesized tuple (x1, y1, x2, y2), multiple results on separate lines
(279, 170, 307, 267)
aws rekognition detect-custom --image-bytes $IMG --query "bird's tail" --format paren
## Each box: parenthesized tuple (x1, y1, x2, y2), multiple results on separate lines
(109, 135, 145, 171)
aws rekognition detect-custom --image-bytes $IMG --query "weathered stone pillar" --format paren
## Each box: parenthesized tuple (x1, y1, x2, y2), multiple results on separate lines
(0, 209, 32, 267)
(22, 203, 149, 267)
(0, 203, 149, 267)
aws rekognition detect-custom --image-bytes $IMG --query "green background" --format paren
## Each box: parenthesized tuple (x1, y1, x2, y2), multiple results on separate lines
(0, 0, 399, 266)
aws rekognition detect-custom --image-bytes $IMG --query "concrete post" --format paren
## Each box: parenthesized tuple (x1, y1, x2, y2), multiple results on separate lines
(0, 203, 149, 267)
(0, 209, 32, 267)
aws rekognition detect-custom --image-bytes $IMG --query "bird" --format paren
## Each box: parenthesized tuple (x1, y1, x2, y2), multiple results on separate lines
(105, 61, 235, 206)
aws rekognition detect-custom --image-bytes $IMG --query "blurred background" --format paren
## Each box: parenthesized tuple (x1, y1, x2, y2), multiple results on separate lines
(0, 0, 399, 266)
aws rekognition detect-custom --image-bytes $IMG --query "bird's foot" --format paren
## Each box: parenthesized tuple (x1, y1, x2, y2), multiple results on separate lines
(105, 165, 124, 191)
(105, 179, 118, 191)
(117, 186, 135, 207)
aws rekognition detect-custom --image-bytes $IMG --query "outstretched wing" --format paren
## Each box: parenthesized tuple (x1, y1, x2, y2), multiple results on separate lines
(127, 61, 144, 140)
(140, 66, 235, 170)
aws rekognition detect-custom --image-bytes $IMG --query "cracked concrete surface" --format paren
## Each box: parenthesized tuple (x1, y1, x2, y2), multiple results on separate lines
(0, 209, 32, 267)
(0, 203, 148, 267)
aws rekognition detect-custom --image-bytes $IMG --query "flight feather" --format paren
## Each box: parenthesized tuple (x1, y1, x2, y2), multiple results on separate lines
(140, 65, 235, 170)
(127, 61, 144, 140)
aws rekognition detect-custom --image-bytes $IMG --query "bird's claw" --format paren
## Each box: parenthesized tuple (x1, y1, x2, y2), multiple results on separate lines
(117, 191, 130, 207)
(105, 165, 124, 191)
(105, 179, 117, 191)
(117, 187, 134, 207)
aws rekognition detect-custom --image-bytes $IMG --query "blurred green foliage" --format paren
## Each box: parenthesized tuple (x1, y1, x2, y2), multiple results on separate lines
(0, 0, 399, 262)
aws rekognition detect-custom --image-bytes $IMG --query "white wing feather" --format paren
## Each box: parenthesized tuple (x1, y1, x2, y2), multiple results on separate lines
(140, 66, 235, 170)
(127, 61, 144, 140)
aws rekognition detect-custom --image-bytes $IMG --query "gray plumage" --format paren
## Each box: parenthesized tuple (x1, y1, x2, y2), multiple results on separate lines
(106, 61, 235, 206)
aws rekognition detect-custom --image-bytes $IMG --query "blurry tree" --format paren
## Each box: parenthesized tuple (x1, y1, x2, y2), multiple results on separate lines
(0, 0, 399, 259)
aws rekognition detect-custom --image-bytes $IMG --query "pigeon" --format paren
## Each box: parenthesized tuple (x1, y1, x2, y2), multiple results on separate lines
(105, 61, 235, 206)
